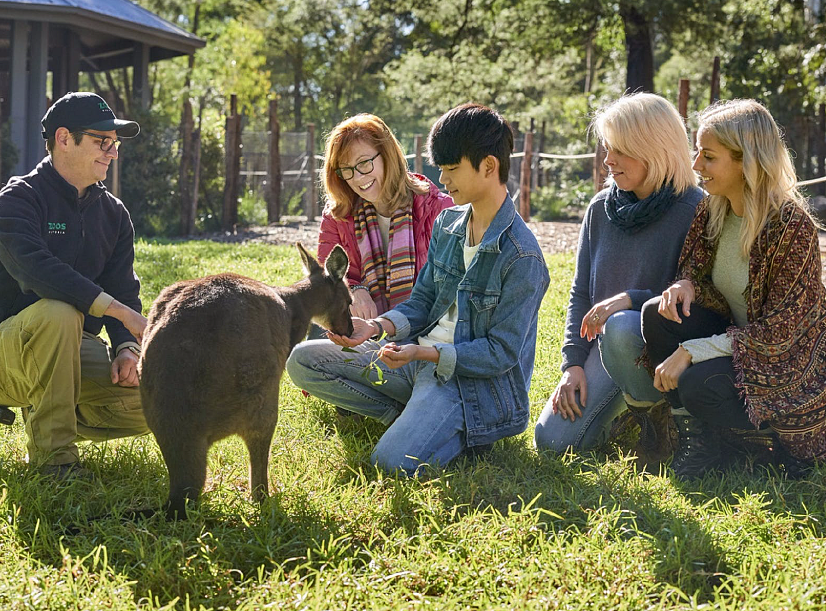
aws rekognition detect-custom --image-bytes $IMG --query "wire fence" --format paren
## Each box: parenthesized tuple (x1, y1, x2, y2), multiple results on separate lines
(238, 129, 826, 221)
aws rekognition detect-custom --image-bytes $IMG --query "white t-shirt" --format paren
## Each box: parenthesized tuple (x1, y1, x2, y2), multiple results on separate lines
(418, 237, 481, 347)
(376, 214, 391, 254)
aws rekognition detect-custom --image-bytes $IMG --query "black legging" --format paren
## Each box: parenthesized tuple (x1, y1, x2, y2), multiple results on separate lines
(641, 296, 752, 430)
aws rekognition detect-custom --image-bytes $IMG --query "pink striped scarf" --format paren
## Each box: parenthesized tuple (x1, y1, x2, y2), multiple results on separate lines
(354, 201, 415, 314)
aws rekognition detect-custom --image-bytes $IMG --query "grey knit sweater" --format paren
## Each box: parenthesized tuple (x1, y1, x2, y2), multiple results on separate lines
(560, 186, 704, 371)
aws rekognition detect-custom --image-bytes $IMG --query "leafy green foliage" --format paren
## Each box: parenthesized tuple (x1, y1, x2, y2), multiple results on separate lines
(114, 0, 826, 236)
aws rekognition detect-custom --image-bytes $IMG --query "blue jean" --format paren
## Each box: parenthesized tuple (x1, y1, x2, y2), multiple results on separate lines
(535, 310, 659, 451)
(599, 310, 661, 404)
(286, 339, 467, 476)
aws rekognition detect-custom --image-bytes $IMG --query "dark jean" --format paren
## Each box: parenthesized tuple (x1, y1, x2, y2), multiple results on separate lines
(641, 297, 752, 430)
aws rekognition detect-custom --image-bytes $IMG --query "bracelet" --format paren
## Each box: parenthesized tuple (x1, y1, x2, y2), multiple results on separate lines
(351, 285, 368, 292)
(369, 319, 384, 340)
(119, 345, 141, 357)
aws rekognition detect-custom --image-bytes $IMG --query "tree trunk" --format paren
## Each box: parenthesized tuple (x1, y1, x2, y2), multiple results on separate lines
(223, 95, 242, 231)
(293, 53, 304, 130)
(179, 99, 196, 234)
(178, 1, 201, 235)
(267, 98, 282, 223)
(620, 2, 654, 93)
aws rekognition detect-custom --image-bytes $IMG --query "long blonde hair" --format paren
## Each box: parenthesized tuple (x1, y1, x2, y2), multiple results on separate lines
(591, 92, 698, 195)
(697, 99, 807, 257)
(322, 114, 428, 219)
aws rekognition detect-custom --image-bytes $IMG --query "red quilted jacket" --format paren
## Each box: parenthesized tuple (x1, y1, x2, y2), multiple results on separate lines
(317, 174, 453, 314)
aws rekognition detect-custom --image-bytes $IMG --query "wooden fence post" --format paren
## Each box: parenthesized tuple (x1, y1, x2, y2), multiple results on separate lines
(710, 57, 721, 104)
(678, 79, 690, 123)
(267, 97, 282, 223)
(593, 139, 607, 194)
(414, 134, 423, 175)
(222, 94, 241, 231)
(306, 123, 317, 220)
(818, 103, 825, 196)
(519, 131, 533, 221)
(537, 120, 546, 188)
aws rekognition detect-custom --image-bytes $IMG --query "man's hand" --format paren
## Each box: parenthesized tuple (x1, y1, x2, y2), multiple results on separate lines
(658, 280, 696, 324)
(653, 345, 692, 392)
(550, 366, 587, 421)
(111, 349, 140, 387)
(104, 299, 147, 343)
(350, 288, 378, 320)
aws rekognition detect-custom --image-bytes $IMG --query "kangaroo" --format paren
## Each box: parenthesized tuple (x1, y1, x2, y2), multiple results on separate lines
(139, 243, 352, 518)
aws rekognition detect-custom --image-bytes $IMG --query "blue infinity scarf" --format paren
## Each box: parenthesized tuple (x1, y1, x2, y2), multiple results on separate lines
(605, 182, 677, 233)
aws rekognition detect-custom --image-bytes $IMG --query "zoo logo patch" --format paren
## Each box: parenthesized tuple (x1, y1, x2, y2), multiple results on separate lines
(48, 221, 67, 235)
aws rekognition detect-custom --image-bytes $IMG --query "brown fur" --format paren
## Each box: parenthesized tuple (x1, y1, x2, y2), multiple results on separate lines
(139, 243, 352, 518)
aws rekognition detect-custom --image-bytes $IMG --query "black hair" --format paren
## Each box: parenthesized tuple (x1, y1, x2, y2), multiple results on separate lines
(426, 102, 514, 184)
(46, 131, 84, 155)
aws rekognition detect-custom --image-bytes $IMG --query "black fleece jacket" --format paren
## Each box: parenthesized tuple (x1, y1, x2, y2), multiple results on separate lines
(0, 157, 141, 348)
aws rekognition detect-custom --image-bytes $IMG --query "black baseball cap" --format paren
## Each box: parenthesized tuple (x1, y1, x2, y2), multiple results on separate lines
(41, 92, 140, 140)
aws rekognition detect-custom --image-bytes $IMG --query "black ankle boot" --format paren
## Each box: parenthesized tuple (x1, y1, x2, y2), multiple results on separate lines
(672, 415, 721, 479)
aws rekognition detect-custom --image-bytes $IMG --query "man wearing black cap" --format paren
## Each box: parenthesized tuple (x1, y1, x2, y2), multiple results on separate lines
(0, 92, 149, 479)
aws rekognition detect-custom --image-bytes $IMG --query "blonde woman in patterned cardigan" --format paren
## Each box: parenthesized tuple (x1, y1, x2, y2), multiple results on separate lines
(642, 99, 826, 479)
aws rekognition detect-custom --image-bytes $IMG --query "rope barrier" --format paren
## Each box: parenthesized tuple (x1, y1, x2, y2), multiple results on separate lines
(797, 175, 826, 187)
(536, 152, 596, 160)
(301, 150, 824, 187)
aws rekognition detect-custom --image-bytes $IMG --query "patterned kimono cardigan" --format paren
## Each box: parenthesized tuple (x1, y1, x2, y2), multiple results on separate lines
(678, 198, 826, 461)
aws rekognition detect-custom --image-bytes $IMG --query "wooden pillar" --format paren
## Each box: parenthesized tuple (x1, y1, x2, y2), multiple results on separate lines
(52, 29, 81, 102)
(414, 134, 423, 175)
(267, 98, 282, 223)
(132, 42, 151, 110)
(519, 131, 533, 221)
(10, 20, 29, 175)
(306, 122, 317, 220)
(222, 94, 241, 231)
(52, 28, 68, 102)
(593, 139, 608, 193)
(27, 22, 48, 171)
(678, 79, 690, 123)
(67, 30, 80, 92)
(710, 57, 721, 104)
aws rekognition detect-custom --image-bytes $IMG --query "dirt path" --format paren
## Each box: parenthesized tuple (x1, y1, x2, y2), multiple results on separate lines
(203, 218, 826, 284)
(204, 217, 582, 256)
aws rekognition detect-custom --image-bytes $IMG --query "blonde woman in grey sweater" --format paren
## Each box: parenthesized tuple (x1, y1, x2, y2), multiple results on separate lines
(535, 93, 701, 453)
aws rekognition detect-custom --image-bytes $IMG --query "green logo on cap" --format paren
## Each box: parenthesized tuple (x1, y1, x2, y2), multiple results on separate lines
(99, 102, 109, 111)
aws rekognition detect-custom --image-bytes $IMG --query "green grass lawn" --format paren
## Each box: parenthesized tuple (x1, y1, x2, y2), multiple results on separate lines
(1, 240, 825, 610)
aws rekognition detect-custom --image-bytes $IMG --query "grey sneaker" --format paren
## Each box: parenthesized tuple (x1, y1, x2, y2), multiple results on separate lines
(39, 462, 95, 481)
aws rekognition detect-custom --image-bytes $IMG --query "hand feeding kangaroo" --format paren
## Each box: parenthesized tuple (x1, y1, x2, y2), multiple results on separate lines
(139, 243, 352, 518)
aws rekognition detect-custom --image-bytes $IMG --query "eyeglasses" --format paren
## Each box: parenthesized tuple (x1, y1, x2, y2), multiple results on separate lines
(335, 152, 380, 180)
(76, 131, 122, 153)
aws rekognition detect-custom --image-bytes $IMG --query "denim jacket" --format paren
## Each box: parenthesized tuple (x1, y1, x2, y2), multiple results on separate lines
(382, 195, 550, 446)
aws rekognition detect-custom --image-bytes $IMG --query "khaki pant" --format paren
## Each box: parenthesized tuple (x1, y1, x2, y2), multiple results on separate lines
(0, 299, 148, 466)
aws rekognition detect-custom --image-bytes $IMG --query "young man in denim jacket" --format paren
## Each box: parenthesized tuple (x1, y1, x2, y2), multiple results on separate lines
(287, 103, 549, 475)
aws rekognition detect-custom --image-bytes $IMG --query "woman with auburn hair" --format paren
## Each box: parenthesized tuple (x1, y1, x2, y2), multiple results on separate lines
(318, 114, 452, 320)
(642, 99, 826, 479)
(535, 92, 703, 455)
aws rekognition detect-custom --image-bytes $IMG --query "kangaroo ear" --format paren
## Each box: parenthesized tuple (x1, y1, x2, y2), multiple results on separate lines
(325, 245, 350, 281)
(296, 242, 322, 275)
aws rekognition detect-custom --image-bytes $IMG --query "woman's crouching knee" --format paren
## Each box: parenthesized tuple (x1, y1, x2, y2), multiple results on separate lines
(534, 412, 579, 453)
